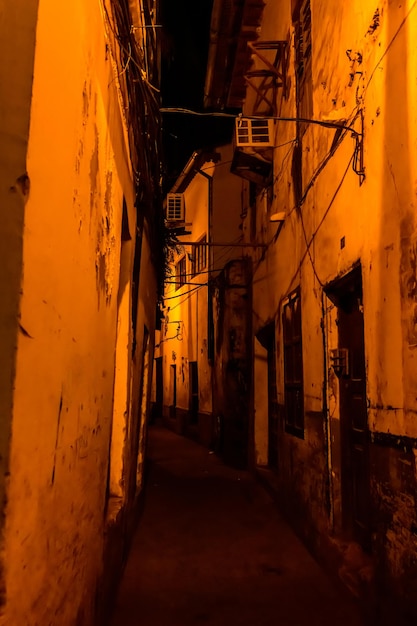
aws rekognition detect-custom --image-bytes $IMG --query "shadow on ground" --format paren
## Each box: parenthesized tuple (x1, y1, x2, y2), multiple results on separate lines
(110, 422, 365, 626)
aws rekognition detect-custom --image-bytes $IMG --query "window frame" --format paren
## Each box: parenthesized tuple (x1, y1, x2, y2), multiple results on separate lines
(175, 256, 187, 291)
(166, 193, 185, 222)
(293, 0, 313, 129)
(282, 287, 304, 438)
(191, 235, 207, 276)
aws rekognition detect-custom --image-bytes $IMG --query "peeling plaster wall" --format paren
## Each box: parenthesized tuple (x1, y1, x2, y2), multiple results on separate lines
(309, 2, 417, 612)
(129, 229, 157, 496)
(244, 0, 417, 614)
(0, 0, 151, 623)
(0, 0, 40, 606)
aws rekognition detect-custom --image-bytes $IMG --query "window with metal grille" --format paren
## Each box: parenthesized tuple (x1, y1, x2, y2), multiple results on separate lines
(235, 118, 274, 147)
(176, 256, 186, 290)
(283, 288, 304, 437)
(166, 193, 185, 221)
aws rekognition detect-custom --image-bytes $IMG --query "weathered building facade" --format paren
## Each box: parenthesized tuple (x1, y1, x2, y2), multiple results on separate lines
(204, 0, 417, 621)
(156, 145, 245, 450)
(0, 1, 162, 624)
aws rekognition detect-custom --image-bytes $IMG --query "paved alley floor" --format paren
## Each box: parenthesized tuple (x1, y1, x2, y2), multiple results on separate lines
(110, 422, 365, 626)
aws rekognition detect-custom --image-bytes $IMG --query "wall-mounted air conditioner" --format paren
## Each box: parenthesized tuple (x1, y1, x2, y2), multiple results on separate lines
(235, 117, 275, 148)
(166, 193, 185, 221)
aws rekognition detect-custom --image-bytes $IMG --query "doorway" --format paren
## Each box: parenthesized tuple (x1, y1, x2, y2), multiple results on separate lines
(135, 328, 150, 494)
(107, 198, 132, 506)
(169, 364, 177, 420)
(327, 266, 371, 550)
(154, 356, 163, 419)
(257, 323, 279, 469)
(189, 361, 199, 425)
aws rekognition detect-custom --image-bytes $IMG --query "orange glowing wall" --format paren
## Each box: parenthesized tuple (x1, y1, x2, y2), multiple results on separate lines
(245, 0, 417, 613)
(0, 0, 157, 624)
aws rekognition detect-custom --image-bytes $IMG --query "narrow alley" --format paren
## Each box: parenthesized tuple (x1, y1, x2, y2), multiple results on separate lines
(110, 423, 365, 626)
(3, 1, 417, 623)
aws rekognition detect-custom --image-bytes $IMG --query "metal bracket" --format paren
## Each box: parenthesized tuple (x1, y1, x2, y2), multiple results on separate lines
(245, 41, 288, 116)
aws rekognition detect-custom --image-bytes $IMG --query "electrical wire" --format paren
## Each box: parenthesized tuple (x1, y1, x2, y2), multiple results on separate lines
(292, 151, 355, 291)
(164, 263, 244, 281)
(101, 0, 166, 296)
(269, 141, 297, 196)
(165, 281, 208, 287)
(163, 283, 207, 301)
(160, 107, 363, 137)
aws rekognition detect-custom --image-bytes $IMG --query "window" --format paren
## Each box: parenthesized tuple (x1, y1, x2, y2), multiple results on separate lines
(191, 235, 207, 276)
(283, 288, 304, 436)
(293, 0, 313, 125)
(176, 256, 186, 290)
(235, 118, 274, 147)
(291, 0, 312, 205)
(166, 193, 185, 221)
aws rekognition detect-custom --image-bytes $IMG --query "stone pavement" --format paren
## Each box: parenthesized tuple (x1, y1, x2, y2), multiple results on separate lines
(110, 422, 366, 626)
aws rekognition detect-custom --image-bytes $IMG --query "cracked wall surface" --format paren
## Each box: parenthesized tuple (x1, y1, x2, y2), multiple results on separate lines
(0, 0, 157, 624)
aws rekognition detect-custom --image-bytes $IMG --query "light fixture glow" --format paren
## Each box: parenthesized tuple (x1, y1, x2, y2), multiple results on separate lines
(270, 211, 286, 222)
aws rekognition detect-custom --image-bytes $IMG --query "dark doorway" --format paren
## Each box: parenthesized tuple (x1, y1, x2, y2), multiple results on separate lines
(267, 336, 279, 469)
(327, 266, 371, 551)
(257, 323, 279, 469)
(154, 356, 163, 419)
(189, 361, 199, 424)
(169, 364, 177, 420)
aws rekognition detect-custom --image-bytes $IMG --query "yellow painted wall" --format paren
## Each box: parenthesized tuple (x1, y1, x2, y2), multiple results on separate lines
(160, 145, 244, 428)
(0, 0, 157, 623)
(0, 0, 40, 579)
(162, 163, 211, 416)
(211, 144, 244, 269)
(242, 0, 417, 609)
(245, 0, 417, 465)
(110, 235, 134, 500)
(131, 230, 158, 493)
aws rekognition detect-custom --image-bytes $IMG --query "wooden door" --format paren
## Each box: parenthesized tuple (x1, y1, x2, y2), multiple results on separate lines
(155, 356, 163, 417)
(169, 364, 176, 419)
(257, 323, 279, 469)
(189, 361, 199, 425)
(337, 269, 371, 550)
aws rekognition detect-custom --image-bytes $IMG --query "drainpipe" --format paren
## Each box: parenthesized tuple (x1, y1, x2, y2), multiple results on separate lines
(169, 151, 201, 194)
(203, 0, 223, 108)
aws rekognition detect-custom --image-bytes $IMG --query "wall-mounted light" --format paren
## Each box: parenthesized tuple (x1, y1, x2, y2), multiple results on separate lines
(270, 211, 286, 223)
(330, 348, 349, 378)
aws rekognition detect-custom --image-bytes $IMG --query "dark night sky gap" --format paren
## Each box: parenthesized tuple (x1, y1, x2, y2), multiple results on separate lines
(159, 0, 235, 192)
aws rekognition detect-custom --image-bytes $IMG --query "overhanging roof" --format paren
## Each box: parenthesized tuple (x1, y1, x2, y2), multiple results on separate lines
(169, 150, 220, 194)
(204, 0, 266, 110)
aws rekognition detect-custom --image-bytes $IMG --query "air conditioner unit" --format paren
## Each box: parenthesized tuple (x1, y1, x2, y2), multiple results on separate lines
(235, 117, 274, 148)
(166, 193, 185, 221)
